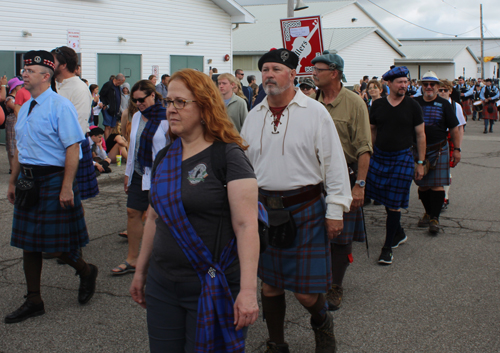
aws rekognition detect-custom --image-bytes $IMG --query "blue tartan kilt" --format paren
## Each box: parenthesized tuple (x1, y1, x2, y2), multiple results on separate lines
(332, 207, 366, 245)
(258, 185, 331, 294)
(366, 147, 414, 209)
(414, 142, 450, 187)
(76, 137, 99, 200)
(11, 171, 89, 253)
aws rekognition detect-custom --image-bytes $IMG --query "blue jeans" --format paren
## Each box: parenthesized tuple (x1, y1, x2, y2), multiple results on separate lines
(145, 262, 246, 353)
(484, 119, 494, 131)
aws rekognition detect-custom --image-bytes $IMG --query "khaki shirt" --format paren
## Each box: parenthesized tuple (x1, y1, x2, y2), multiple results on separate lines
(318, 87, 373, 164)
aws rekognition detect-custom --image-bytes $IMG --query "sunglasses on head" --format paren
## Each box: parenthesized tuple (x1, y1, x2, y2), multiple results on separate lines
(131, 92, 152, 103)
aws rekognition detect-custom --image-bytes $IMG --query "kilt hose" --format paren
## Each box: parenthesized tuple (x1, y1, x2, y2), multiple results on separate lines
(414, 141, 451, 188)
(258, 185, 332, 294)
(483, 101, 498, 121)
(366, 147, 414, 209)
(76, 137, 99, 200)
(332, 207, 366, 245)
(11, 171, 89, 261)
(461, 99, 472, 116)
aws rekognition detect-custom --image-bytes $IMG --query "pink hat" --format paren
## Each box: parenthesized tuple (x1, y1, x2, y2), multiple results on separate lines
(8, 77, 24, 93)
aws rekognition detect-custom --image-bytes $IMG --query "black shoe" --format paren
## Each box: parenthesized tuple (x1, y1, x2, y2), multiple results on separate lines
(78, 264, 98, 304)
(484, 130, 488, 134)
(264, 341, 290, 353)
(378, 247, 393, 265)
(392, 228, 407, 249)
(311, 311, 336, 353)
(4, 300, 45, 324)
(490, 129, 493, 133)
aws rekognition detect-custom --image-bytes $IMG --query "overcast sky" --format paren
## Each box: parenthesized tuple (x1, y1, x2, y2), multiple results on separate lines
(235, 0, 500, 39)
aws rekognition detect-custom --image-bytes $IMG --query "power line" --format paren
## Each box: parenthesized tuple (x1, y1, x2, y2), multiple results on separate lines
(366, 0, 462, 37)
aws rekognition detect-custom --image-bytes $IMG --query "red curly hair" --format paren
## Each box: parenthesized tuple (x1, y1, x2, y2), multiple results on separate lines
(167, 69, 248, 150)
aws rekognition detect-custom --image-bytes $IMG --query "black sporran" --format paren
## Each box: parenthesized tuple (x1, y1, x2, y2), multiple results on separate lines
(15, 178, 40, 209)
(267, 209, 297, 248)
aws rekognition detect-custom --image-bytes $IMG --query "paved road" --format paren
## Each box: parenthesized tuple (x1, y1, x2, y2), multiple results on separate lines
(1, 119, 499, 352)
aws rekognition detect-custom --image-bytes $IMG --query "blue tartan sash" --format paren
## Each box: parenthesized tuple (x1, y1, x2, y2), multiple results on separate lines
(150, 138, 245, 353)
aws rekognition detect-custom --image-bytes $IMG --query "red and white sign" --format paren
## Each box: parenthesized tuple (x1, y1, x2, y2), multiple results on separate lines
(67, 30, 80, 53)
(280, 16, 324, 76)
(152, 65, 159, 76)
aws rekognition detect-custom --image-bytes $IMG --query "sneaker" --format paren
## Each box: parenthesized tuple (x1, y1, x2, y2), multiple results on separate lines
(264, 341, 290, 353)
(311, 311, 336, 353)
(378, 247, 393, 265)
(417, 213, 431, 228)
(429, 219, 440, 235)
(392, 228, 407, 249)
(326, 284, 343, 311)
(442, 199, 449, 210)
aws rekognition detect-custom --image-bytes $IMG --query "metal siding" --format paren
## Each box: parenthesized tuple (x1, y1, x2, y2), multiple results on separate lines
(1, 0, 234, 85)
(454, 49, 479, 80)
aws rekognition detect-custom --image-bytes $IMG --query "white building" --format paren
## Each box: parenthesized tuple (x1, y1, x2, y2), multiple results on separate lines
(0, 0, 254, 89)
(233, 0, 404, 85)
(396, 44, 480, 80)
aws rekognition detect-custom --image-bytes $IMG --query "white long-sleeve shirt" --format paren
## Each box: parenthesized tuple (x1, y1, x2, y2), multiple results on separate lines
(241, 88, 352, 220)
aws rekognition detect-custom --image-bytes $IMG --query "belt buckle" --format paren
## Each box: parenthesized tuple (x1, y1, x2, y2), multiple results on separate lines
(266, 196, 284, 209)
(22, 167, 34, 179)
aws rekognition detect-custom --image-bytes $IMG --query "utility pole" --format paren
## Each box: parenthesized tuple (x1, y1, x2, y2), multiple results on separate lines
(287, 0, 294, 18)
(480, 4, 484, 79)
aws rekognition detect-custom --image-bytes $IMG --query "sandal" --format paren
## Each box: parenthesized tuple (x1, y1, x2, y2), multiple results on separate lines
(111, 261, 136, 275)
(118, 231, 128, 238)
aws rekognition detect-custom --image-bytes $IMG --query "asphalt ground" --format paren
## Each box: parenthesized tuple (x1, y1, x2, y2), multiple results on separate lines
(1, 118, 499, 352)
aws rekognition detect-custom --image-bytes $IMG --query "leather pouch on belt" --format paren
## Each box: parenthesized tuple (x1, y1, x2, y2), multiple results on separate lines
(267, 209, 297, 249)
(15, 178, 40, 209)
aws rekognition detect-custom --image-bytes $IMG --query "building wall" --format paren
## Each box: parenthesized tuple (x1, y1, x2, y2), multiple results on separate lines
(453, 49, 479, 80)
(0, 0, 235, 85)
(338, 32, 402, 84)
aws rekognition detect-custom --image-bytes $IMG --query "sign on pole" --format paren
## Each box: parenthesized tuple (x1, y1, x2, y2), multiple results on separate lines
(280, 16, 323, 76)
(67, 30, 80, 53)
(152, 65, 159, 76)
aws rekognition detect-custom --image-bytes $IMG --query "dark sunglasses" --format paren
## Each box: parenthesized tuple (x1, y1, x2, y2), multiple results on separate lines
(422, 82, 437, 87)
(438, 89, 449, 92)
(131, 92, 152, 104)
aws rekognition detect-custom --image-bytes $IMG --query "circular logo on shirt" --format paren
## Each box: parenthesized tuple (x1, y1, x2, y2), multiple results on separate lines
(187, 163, 209, 185)
(34, 56, 42, 63)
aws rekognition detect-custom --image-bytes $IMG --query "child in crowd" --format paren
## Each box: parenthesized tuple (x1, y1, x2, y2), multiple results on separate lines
(89, 127, 112, 175)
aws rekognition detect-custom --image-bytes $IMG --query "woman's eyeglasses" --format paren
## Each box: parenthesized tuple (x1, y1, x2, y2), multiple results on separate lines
(131, 93, 152, 104)
(438, 89, 449, 92)
(165, 98, 197, 110)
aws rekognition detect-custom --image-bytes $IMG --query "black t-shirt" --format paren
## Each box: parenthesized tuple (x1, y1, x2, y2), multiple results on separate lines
(105, 133, 118, 152)
(370, 96, 424, 152)
(150, 143, 256, 282)
(414, 96, 459, 145)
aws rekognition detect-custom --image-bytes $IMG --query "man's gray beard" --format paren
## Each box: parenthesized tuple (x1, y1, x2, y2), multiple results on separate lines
(264, 81, 291, 96)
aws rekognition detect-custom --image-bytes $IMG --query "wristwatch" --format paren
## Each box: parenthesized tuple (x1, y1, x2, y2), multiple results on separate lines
(355, 180, 366, 188)
(455, 147, 462, 152)
(417, 160, 424, 164)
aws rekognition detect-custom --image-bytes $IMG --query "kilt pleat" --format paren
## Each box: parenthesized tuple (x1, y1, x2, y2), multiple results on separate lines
(461, 100, 472, 116)
(366, 147, 414, 209)
(11, 172, 89, 253)
(414, 142, 450, 187)
(76, 137, 99, 200)
(333, 207, 366, 245)
(483, 101, 498, 120)
(258, 185, 331, 294)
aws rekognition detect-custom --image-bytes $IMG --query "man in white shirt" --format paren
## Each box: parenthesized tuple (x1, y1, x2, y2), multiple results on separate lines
(52, 46, 99, 200)
(241, 48, 351, 353)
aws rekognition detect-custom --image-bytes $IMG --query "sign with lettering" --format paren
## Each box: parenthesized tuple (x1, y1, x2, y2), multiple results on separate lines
(280, 16, 324, 76)
(67, 30, 80, 53)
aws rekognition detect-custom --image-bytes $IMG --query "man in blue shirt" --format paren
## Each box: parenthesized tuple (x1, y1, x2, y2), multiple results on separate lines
(4, 50, 98, 324)
(479, 78, 499, 133)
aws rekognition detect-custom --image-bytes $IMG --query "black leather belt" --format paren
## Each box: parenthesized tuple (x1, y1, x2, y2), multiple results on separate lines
(21, 165, 64, 179)
(259, 184, 322, 209)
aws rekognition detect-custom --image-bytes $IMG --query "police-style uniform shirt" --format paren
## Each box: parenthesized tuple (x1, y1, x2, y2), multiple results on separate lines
(241, 88, 352, 220)
(455, 83, 474, 99)
(16, 88, 85, 167)
(479, 85, 500, 100)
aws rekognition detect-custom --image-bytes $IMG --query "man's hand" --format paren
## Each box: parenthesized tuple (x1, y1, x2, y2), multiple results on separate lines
(415, 164, 424, 180)
(326, 218, 343, 240)
(7, 183, 16, 205)
(451, 150, 461, 165)
(59, 185, 74, 209)
(350, 184, 365, 212)
(124, 175, 129, 194)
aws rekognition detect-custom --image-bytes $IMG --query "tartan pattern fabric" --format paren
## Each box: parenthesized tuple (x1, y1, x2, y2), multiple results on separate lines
(332, 207, 366, 245)
(258, 186, 332, 294)
(137, 102, 167, 169)
(366, 147, 414, 209)
(483, 101, 498, 120)
(5, 112, 17, 157)
(414, 142, 451, 187)
(76, 137, 99, 200)
(11, 171, 89, 255)
(150, 138, 245, 353)
(461, 99, 472, 116)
